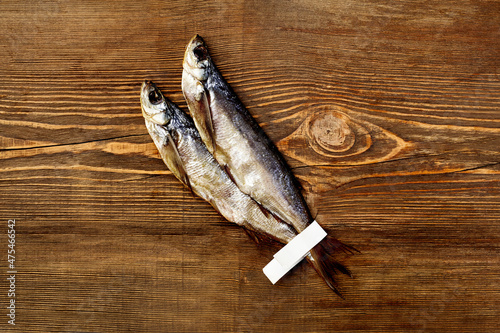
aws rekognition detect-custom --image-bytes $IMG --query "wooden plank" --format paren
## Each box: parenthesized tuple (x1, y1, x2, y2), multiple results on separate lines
(1, 0, 499, 332)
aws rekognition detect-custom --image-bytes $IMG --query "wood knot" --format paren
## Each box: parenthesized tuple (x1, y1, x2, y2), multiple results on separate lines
(277, 105, 407, 166)
(308, 111, 355, 154)
(304, 106, 372, 159)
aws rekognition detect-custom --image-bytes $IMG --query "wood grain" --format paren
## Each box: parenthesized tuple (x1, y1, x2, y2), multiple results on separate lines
(1, 0, 499, 332)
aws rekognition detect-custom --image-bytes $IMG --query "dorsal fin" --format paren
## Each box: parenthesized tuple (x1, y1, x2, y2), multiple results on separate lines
(166, 131, 193, 194)
(193, 81, 216, 154)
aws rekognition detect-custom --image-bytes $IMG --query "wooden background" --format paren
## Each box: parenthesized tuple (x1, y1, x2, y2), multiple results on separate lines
(1, 0, 499, 332)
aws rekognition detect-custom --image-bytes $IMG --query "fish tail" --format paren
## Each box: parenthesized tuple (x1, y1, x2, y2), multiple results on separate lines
(318, 234, 360, 256)
(308, 236, 356, 297)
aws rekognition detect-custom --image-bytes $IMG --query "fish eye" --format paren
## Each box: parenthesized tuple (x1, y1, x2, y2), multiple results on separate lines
(148, 90, 163, 105)
(193, 45, 208, 61)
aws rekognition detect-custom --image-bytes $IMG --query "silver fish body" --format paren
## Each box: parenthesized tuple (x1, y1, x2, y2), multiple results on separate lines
(141, 80, 296, 244)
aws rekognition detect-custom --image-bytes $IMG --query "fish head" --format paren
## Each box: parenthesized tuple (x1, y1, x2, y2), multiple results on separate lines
(183, 34, 211, 81)
(140, 80, 172, 126)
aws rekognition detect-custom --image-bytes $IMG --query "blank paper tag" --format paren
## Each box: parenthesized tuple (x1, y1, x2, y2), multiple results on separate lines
(263, 221, 327, 284)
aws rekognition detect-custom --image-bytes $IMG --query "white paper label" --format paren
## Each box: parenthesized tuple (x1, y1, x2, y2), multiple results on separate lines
(263, 221, 327, 284)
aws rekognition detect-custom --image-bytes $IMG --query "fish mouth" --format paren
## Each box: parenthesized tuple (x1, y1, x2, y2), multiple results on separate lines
(142, 80, 156, 95)
(141, 80, 163, 105)
(140, 80, 170, 126)
(190, 35, 208, 61)
(183, 35, 210, 79)
(141, 80, 153, 99)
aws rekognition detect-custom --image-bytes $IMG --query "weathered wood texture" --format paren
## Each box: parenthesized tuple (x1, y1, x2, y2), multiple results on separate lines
(1, 0, 499, 332)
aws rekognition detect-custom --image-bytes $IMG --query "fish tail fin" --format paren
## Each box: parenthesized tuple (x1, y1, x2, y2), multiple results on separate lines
(308, 236, 356, 298)
(319, 234, 360, 255)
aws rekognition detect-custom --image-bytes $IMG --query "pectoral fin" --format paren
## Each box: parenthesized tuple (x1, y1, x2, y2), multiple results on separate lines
(166, 131, 192, 193)
(193, 82, 216, 154)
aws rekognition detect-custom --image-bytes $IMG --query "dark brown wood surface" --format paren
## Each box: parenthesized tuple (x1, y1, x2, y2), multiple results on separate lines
(1, 1, 499, 332)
